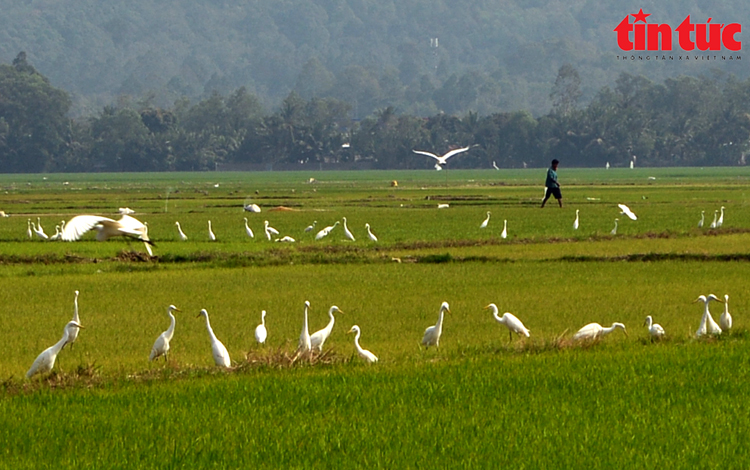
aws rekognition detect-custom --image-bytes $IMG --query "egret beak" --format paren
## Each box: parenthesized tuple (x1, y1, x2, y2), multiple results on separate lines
(623, 329, 628, 337)
(195, 312, 202, 318)
(347, 327, 355, 334)
(692, 297, 701, 303)
(483, 305, 491, 310)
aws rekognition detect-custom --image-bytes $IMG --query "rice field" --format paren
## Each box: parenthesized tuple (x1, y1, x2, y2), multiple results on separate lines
(0, 167, 749, 468)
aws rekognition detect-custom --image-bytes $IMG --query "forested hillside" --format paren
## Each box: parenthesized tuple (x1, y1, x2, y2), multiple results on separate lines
(0, 0, 747, 117)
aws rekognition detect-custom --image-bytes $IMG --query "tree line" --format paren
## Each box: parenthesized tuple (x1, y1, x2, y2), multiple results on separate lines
(0, 53, 748, 173)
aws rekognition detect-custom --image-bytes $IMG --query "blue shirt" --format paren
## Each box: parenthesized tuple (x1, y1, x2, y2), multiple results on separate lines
(545, 167, 559, 188)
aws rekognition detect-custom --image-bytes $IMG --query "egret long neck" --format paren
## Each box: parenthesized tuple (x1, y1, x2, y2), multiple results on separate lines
(165, 312, 176, 341)
(354, 329, 363, 352)
(73, 296, 80, 323)
(52, 329, 71, 356)
(203, 315, 217, 341)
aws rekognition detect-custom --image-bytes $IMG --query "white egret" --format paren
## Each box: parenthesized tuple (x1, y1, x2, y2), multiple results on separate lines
(275, 236, 296, 243)
(501, 220, 507, 239)
(208, 220, 216, 241)
(720, 294, 732, 331)
(480, 211, 491, 229)
(255, 310, 268, 345)
(485, 303, 530, 342)
(434, 163, 443, 171)
(618, 204, 638, 221)
(342, 217, 355, 241)
(422, 301, 450, 348)
(606, 161, 610, 169)
(143, 222, 153, 256)
(196, 309, 231, 367)
(644, 315, 665, 339)
(244, 203, 261, 213)
(304, 221, 317, 233)
(611, 218, 619, 235)
(149, 305, 181, 361)
(37, 217, 46, 237)
(26, 219, 32, 239)
(63, 290, 82, 349)
(31, 221, 48, 240)
(118, 207, 135, 215)
(61, 215, 153, 250)
(437, 204, 450, 209)
(709, 210, 718, 229)
(573, 210, 579, 230)
(717, 206, 725, 227)
(573, 322, 627, 341)
(348, 325, 378, 363)
(365, 223, 378, 242)
(694, 294, 722, 337)
(698, 211, 705, 228)
(492, 161, 500, 170)
(26, 321, 84, 379)
(243, 218, 254, 238)
(175, 221, 188, 241)
(264, 220, 279, 241)
(310, 306, 344, 352)
(298, 301, 312, 354)
(412, 146, 471, 167)
(48, 225, 62, 241)
(315, 221, 339, 240)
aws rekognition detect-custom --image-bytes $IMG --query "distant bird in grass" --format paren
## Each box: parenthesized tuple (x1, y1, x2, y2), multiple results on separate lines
(150, 305, 181, 362)
(342, 217, 355, 241)
(48, 225, 62, 241)
(63, 290, 82, 349)
(207, 220, 216, 241)
(717, 206, 725, 228)
(720, 295, 732, 331)
(485, 303, 530, 342)
(26, 219, 32, 239)
(244, 203, 261, 213)
(298, 301, 312, 355)
(61, 215, 154, 255)
(698, 211, 705, 228)
(243, 218, 254, 238)
(694, 294, 722, 337)
(264, 220, 279, 241)
(618, 204, 638, 221)
(573, 209, 579, 230)
(365, 223, 378, 242)
(254, 310, 268, 345)
(501, 220, 508, 239)
(480, 211, 491, 229)
(434, 163, 443, 171)
(643, 315, 665, 340)
(611, 218, 619, 235)
(310, 306, 344, 352)
(304, 221, 317, 233)
(348, 325, 378, 363)
(412, 146, 471, 168)
(275, 236, 296, 243)
(315, 221, 339, 240)
(422, 301, 450, 348)
(573, 322, 627, 341)
(26, 321, 84, 379)
(37, 217, 46, 237)
(31, 221, 48, 240)
(437, 204, 450, 209)
(175, 221, 188, 241)
(197, 309, 231, 367)
(709, 210, 718, 229)
(492, 161, 500, 170)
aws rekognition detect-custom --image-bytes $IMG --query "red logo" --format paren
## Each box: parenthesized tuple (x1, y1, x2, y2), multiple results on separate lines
(615, 9, 742, 51)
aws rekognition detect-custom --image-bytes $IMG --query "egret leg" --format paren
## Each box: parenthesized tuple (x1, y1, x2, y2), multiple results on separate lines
(508, 330, 512, 343)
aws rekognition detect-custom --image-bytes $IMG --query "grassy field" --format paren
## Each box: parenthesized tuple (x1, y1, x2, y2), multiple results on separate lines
(0, 167, 749, 468)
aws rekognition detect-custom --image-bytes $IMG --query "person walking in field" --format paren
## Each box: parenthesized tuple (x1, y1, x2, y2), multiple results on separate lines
(541, 159, 562, 208)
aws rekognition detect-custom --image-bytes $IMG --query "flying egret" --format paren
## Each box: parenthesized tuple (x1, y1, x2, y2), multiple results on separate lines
(298, 301, 312, 355)
(698, 211, 705, 228)
(63, 290, 82, 349)
(573, 210, 579, 230)
(26, 321, 84, 379)
(618, 204, 637, 221)
(348, 325, 378, 363)
(501, 220, 507, 239)
(208, 220, 216, 241)
(412, 146, 471, 167)
(149, 305, 181, 361)
(480, 211, 491, 229)
(196, 309, 231, 367)
(175, 221, 188, 241)
(709, 210, 718, 229)
(573, 322, 627, 341)
(611, 218, 619, 235)
(342, 217, 355, 241)
(315, 221, 339, 240)
(717, 206, 725, 227)
(243, 218, 254, 238)
(422, 301, 450, 348)
(26, 219, 32, 239)
(304, 221, 317, 233)
(61, 214, 154, 250)
(720, 295, 732, 331)
(365, 223, 378, 242)
(264, 220, 279, 241)
(31, 221, 48, 240)
(310, 306, 344, 352)
(694, 294, 722, 337)
(275, 236, 296, 243)
(255, 310, 268, 345)
(644, 315, 665, 340)
(485, 303, 530, 342)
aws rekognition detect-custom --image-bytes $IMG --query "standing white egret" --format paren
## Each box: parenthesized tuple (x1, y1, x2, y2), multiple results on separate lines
(255, 310, 268, 345)
(611, 218, 619, 235)
(37, 217, 46, 237)
(196, 309, 231, 367)
(434, 163, 443, 171)
(48, 225, 62, 241)
(365, 223, 378, 242)
(264, 220, 279, 241)
(26, 321, 84, 379)
(698, 211, 705, 228)
(26, 219, 32, 239)
(298, 301, 312, 354)
(573, 210, 579, 230)
(342, 217, 355, 241)
(422, 301, 450, 348)
(31, 221, 49, 240)
(208, 220, 216, 241)
(644, 315, 665, 339)
(175, 221, 188, 241)
(492, 161, 500, 170)
(501, 220, 508, 239)
(412, 146, 471, 167)
(61, 214, 153, 251)
(709, 210, 718, 229)
(720, 295, 732, 331)
(304, 221, 317, 233)
(573, 322, 627, 341)
(480, 211, 491, 229)
(310, 306, 344, 352)
(149, 305, 181, 361)
(485, 303, 530, 342)
(315, 221, 339, 240)
(348, 325, 378, 363)
(717, 206, 725, 227)
(63, 290, 82, 349)
(243, 218, 255, 238)
(618, 204, 638, 221)
(694, 294, 722, 337)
